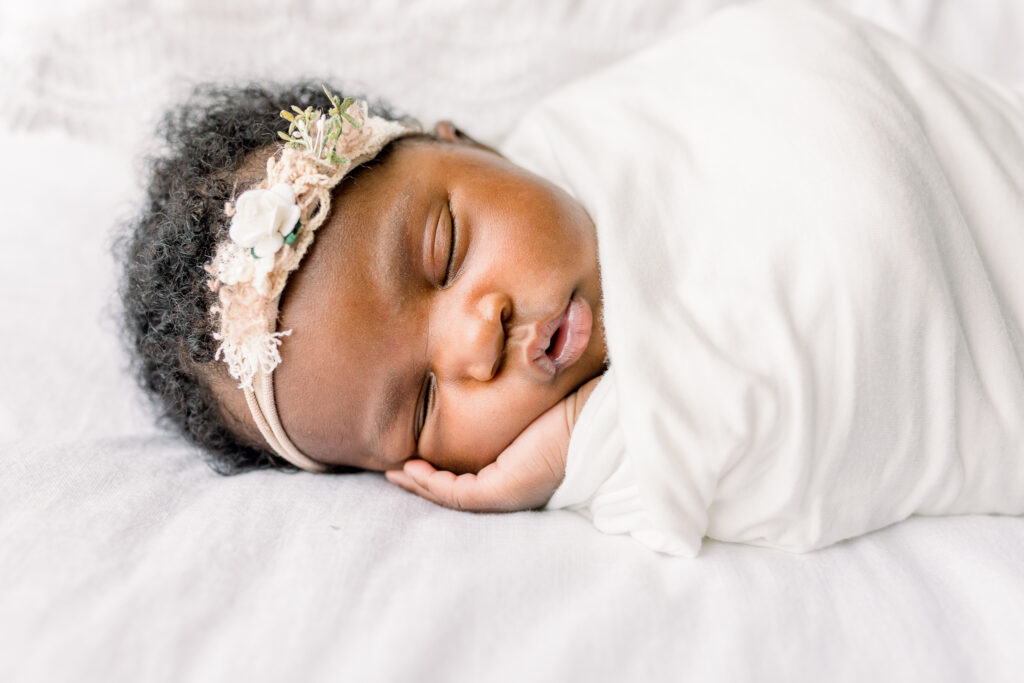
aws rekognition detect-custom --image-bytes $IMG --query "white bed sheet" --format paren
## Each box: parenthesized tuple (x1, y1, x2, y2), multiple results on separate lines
(2, 1, 1023, 681)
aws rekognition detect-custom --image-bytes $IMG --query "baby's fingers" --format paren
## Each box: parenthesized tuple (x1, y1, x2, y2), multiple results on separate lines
(384, 468, 449, 509)
(393, 459, 509, 512)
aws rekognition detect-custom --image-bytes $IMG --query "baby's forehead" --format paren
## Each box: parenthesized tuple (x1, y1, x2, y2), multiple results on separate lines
(353, 134, 483, 183)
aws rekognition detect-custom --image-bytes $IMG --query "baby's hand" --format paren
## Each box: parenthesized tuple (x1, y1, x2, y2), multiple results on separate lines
(385, 377, 602, 512)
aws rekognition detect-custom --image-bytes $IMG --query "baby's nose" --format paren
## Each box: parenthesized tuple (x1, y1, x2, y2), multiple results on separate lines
(438, 292, 509, 383)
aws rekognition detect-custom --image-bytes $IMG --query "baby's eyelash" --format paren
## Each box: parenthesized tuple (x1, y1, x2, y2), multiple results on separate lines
(414, 376, 427, 442)
(442, 200, 458, 286)
(415, 372, 436, 444)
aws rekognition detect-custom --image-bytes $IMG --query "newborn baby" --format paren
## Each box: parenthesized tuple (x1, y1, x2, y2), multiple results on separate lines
(122, 0, 1024, 557)
(122, 86, 607, 491)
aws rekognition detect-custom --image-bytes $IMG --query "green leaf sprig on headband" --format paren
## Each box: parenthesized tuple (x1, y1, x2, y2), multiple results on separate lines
(277, 86, 363, 164)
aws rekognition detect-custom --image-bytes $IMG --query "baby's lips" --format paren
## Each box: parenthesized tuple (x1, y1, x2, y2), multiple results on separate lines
(527, 301, 571, 376)
(549, 296, 593, 373)
(529, 295, 593, 377)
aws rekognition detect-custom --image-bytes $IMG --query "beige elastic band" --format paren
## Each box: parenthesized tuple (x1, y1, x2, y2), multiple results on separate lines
(244, 371, 327, 472)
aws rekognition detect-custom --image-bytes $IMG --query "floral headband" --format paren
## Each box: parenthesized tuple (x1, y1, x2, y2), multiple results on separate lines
(205, 87, 421, 471)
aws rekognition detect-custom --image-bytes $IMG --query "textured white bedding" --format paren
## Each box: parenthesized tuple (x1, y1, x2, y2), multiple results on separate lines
(2, 1, 1023, 681)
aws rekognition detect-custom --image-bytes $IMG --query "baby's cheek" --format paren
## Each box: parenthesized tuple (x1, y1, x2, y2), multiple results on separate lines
(425, 377, 570, 473)
(425, 399, 540, 474)
(423, 424, 509, 475)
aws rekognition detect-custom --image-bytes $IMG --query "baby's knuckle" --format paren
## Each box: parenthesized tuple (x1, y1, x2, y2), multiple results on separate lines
(449, 487, 468, 511)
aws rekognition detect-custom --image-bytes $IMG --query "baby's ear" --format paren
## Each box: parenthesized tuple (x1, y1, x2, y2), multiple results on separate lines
(433, 120, 460, 142)
(433, 120, 503, 157)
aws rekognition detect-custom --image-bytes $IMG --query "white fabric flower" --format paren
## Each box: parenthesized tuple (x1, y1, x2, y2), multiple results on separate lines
(229, 183, 300, 258)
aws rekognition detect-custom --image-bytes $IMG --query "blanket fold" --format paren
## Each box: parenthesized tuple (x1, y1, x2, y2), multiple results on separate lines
(503, 0, 1024, 555)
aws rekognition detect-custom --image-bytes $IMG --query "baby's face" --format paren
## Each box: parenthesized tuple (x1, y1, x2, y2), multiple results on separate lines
(259, 134, 605, 473)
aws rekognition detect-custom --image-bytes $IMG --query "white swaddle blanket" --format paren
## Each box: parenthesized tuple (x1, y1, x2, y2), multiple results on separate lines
(502, 0, 1024, 556)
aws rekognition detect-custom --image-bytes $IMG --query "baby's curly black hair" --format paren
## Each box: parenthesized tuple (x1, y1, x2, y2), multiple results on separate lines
(116, 81, 418, 474)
